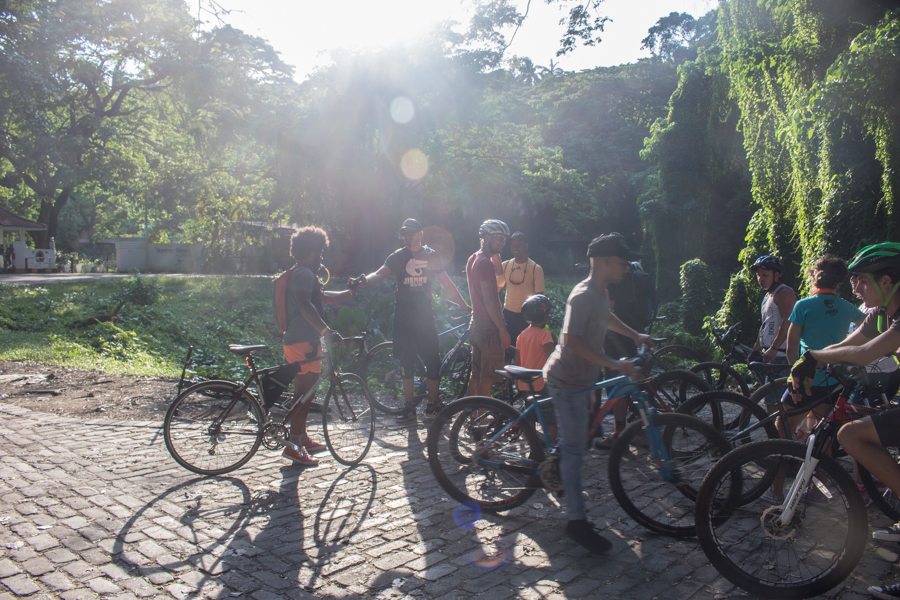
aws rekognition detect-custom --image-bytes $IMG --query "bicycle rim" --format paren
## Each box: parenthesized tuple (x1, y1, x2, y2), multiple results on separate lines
(695, 440, 867, 598)
(608, 412, 735, 537)
(163, 380, 264, 475)
(426, 397, 543, 512)
(323, 374, 376, 466)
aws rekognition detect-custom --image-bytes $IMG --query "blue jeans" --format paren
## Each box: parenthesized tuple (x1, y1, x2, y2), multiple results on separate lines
(546, 382, 592, 521)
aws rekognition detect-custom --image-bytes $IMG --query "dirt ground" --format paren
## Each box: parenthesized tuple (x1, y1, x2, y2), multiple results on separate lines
(0, 360, 177, 420)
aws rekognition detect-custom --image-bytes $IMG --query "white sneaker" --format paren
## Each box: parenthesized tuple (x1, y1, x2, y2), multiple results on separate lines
(873, 521, 900, 543)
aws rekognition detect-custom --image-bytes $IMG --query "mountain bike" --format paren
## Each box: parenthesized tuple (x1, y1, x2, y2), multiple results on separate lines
(360, 301, 471, 414)
(426, 347, 737, 537)
(163, 335, 376, 474)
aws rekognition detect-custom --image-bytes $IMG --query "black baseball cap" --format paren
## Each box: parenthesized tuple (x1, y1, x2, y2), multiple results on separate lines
(587, 232, 642, 259)
(399, 218, 423, 233)
(510, 231, 528, 243)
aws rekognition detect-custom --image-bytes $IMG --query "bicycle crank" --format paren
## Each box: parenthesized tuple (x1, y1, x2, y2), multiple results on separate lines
(262, 423, 290, 451)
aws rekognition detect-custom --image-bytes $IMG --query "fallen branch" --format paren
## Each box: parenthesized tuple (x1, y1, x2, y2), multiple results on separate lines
(72, 299, 127, 327)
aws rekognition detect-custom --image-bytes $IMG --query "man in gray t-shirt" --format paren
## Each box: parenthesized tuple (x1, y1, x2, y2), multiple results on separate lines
(544, 232, 652, 554)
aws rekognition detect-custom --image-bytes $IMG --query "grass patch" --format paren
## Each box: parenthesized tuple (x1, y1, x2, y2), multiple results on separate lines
(0, 273, 585, 380)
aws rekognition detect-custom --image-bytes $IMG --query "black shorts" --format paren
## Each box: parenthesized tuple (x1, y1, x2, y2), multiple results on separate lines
(872, 407, 900, 447)
(392, 312, 440, 381)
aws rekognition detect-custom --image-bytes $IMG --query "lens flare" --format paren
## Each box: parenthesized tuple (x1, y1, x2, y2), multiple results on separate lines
(453, 502, 481, 529)
(390, 96, 415, 124)
(473, 541, 512, 570)
(400, 149, 428, 180)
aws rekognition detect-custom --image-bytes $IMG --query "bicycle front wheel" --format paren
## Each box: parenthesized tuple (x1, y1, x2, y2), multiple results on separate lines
(323, 374, 376, 466)
(608, 412, 735, 537)
(163, 380, 264, 475)
(690, 362, 750, 396)
(360, 342, 413, 414)
(648, 345, 703, 377)
(676, 390, 779, 504)
(427, 396, 543, 513)
(645, 369, 712, 411)
(695, 440, 867, 599)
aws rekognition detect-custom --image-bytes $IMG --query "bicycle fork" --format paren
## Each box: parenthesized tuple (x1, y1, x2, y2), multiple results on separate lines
(779, 434, 821, 525)
(639, 407, 680, 485)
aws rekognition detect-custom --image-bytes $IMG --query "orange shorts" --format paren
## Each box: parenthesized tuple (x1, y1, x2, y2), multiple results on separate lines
(283, 342, 322, 374)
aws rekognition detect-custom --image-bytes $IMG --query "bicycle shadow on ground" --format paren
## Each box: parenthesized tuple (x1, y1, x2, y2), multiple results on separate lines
(113, 475, 277, 596)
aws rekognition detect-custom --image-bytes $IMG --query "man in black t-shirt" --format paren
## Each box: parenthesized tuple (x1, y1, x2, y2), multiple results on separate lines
(361, 219, 470, 423)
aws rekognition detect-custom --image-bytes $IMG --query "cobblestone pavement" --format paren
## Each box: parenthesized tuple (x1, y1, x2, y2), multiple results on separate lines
(1, 404, 898, 600)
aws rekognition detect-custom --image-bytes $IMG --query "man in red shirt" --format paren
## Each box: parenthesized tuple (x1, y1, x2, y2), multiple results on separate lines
(466, 219, 511, 397)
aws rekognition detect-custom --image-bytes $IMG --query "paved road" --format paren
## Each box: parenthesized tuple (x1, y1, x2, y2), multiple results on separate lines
(0, 404, 896, 600)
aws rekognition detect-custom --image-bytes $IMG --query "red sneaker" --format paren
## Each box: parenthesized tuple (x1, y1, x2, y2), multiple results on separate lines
(303, 437, 327, 454)
(283, 445, 318, 467)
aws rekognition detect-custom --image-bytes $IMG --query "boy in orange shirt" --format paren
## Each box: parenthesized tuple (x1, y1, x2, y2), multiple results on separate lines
(515, 294, 557, 442)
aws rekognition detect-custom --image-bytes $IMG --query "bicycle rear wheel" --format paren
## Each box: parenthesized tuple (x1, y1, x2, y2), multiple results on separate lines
(427, 396, 543, 513)
(163, 380, 264, 475)
(323, 374, 376, 466)
(608, 412, 735, 537)
(695, 440, 867, 599)
(690, 362, 750, 397)
(749, 377, 789, 407)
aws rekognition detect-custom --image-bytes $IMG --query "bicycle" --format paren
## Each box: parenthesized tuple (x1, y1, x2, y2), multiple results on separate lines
(688, 322, 752, 396)
(163, 335, 376, 475)
(360, 301, 471, 414)
(692, 370, 881, 598)
(426, 347, 736, 538)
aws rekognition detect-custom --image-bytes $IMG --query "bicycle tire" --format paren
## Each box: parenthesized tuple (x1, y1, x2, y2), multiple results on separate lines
(163, 380, 264, 475)
(749, 377, 789, 406)
(645, 369, 712, 411)
(608, 412, 735, 537)
(360, 342, 414, 414)
(859, 447, 900, 522)
(441, 344, 472, 401)
(322, 373, 376, 466)
(676, 390, 780, 503)
(695, 440, 867, 599)
(690, 362, 750, 397)
(427, 396, 543, 513)
(648, 345, 703, 377)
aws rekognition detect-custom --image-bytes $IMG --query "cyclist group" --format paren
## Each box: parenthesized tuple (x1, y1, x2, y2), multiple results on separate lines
(280, 217, 900, 590)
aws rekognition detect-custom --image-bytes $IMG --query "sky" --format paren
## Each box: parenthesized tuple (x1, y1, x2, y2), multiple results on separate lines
(205, 0, 718, 82)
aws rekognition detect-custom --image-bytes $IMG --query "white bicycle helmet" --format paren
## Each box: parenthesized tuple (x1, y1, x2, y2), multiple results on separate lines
(478, 219, 510, 238)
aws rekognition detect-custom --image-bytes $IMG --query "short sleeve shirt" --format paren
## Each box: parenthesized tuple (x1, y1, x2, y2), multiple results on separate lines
(283, 265, 324, 345)
(789, 294, 864, 386)
(500, 258, 545, 313)
(789, 294, 865, 354)
(545, 280, 610, 390)
(384, 246, 444, 313)
(467, 250, 502, 321)
(860, 305, 900, 340)
(517, 326, 553, 391)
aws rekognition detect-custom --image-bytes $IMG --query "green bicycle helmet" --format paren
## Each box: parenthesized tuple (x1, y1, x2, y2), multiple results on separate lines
(848, 243, 900, 333)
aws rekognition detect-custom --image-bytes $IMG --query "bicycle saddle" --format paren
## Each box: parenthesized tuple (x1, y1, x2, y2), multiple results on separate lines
(498, 365, 544, 382)
(227, 344, 268, 356)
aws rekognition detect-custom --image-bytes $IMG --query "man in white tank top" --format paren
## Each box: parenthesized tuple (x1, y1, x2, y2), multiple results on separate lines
(750, 255, 797, 360)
